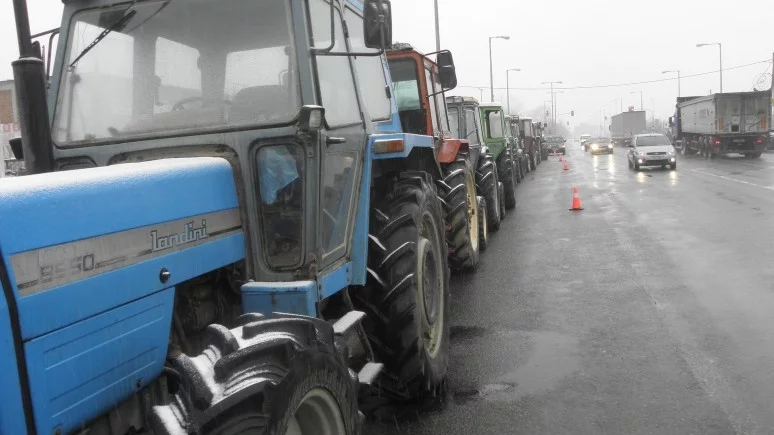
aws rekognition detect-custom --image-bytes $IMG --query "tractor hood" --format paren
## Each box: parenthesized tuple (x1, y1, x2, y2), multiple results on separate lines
(0, 157, 245, 434)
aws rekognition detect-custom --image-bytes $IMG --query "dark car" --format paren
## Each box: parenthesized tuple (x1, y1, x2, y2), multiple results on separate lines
(587, 137, 614, 155)
(545, 136, 567, 155)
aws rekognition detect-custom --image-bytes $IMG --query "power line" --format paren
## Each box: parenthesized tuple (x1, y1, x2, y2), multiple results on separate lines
(456, 59, 771, 91)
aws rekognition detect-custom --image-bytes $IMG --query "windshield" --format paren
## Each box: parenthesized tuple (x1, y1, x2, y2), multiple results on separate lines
(637, 135, 671, 146)
(520, 120, 533, 136)
(447, 107, 460, 138)
(388, 58, 421, 112)
(53, 0, 297, 145)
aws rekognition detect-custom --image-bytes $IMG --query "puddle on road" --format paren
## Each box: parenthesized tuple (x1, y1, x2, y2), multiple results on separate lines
(451, 331, 580, 404)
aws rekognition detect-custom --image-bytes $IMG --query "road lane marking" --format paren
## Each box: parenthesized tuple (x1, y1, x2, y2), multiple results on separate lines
(687, 168, 774, 191)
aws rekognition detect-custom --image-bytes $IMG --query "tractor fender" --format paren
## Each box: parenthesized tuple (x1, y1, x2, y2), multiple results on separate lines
(437, 138, 469, 164)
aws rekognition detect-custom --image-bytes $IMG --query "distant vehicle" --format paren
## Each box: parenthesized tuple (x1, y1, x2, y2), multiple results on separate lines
(587, 137, 614, 155)
(669, 91, 770, 159)
(580, 134, 592, 148)
(627, 133, 677, 171)
(611, 111, 647, 147)
(545, 136, 567, 154)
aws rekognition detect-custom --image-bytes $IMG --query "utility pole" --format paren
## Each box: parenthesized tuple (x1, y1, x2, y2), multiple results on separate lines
(433, 0, 440, 52)
(662, 70, 681, 97)
(542, 81, 562, 126)
(488, 36, 510, 102)
(697, 42, 723, 93)
(506, 68, 521, 115)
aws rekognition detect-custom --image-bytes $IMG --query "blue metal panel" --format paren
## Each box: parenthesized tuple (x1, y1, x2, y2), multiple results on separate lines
(16, 232, 244, 340)
(318, 262, 352, 299)
(0, 297, 26, 435)
(371, 133, 435, 160)
(25, 288, 174, 435)
(242, 281, 317, 316)
(350, 133, 375, 285)
(0, 157, 239, 256)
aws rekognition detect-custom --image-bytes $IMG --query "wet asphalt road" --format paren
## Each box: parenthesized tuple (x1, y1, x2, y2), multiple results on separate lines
(365, 144, 774, 435)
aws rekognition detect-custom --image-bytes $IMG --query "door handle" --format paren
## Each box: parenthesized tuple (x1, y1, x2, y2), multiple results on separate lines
(326, 137, 347, 145)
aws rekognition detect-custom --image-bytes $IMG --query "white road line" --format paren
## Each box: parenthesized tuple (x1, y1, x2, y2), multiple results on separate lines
(687, 168, 774, 191)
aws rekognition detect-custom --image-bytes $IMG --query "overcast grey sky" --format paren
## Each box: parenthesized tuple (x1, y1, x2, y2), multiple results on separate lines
(1, 0, 772, 128)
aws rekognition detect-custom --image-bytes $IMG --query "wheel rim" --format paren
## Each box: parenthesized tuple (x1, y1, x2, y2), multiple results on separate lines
(481, 204, 488, 244)
(465, 170, 479, 253)
(418, 214, 444, 358)
(285, 388, 346, 435)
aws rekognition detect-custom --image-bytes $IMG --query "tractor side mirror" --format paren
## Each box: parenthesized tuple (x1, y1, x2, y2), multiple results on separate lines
(436, 50, 457, 90)
(363, 0, 392, 49)
(298, 105, 325, 132)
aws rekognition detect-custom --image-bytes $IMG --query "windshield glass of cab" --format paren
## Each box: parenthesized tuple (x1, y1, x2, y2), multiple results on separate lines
(53, 0, 297, 145)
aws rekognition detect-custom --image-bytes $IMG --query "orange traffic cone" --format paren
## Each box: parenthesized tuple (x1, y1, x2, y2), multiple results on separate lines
(563, 161, 569, 171)
(569, 187, 584, 211)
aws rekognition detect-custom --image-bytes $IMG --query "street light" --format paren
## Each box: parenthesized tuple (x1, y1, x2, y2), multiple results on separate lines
(542, 81, 563, 124)
(697, 42, 722, 93)
(433, 0, 440, 51)
(611, 98, 622, 113)
(506, 68, 521, 115)
(650, 98, 656, 129)
(630, 90, 643, 110)
(488, 36, 510, 101)
(662, 70, 681, 97)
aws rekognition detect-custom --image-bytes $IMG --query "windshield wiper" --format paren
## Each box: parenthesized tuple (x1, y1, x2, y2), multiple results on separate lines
(69, 9, 137, 68)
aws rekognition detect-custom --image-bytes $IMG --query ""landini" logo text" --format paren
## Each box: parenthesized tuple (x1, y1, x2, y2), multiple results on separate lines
(151, 220, 208, 252)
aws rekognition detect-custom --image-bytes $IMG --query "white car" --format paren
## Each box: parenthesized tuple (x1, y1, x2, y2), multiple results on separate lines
(627, 133, 677, 170)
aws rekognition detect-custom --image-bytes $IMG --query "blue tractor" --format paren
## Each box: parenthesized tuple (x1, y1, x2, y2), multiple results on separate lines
(2, 0, 453, 433)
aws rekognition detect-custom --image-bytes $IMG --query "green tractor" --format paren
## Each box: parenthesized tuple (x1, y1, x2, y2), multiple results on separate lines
(479, 102, 517, 213)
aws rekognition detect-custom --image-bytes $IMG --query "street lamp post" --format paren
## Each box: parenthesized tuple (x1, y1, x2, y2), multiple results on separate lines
(662, 70, 681, 97)
(433, 0, 440, 52)
(489, 36, 510, 101)
(506, 68, 521, 115)
(697, 43, 722, 93)
(630, 91, 643, 110)
(542, 81, 563, 125)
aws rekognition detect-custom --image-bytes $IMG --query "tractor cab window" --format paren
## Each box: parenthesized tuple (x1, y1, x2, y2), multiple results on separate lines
(388, 58, 426, 135)
(257, 144, 304, 268)
(465, 109, 482, 145)
(53, 0, 298, 145)
(485, 110, 504, 139)
(521, 120, 533, 137)
(343, 7, 391, 121)
(447, 107, 460, 139)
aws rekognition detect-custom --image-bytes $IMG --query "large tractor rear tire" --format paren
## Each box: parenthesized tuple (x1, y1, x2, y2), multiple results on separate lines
(439, 155, 480, 271)
(151, 314, 360, 435)
(496, 148, 517, 210)
(475, 153, 501, 232)
(356, 172, 450, 403)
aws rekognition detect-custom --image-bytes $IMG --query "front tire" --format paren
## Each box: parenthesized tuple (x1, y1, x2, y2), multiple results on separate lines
(359, 172, 450, 401)
(477, 196, 488, 251)
(476, 153, 501, 231)
(670, 162, 677, 170)
(496, 148, 517, 210)
(151, 315, 360, 435)
(440, 155, 480, 272)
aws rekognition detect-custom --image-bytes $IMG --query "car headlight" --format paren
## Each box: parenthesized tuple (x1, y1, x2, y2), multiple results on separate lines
(667, 149, 675, 156)
(591, 144, 598, 150)
(607, 144, 613, 148)
(638, 151, 645, 156)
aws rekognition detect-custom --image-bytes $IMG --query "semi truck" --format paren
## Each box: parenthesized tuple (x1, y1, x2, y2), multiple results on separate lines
(610, 110, 647, 147)
(669, 91, 770, 158)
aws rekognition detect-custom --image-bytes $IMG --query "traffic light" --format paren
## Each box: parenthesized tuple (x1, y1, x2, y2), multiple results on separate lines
(571, 110, 575, 116)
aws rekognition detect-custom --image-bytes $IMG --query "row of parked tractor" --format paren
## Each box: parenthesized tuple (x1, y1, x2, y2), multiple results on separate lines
(0, 1, 557, 434)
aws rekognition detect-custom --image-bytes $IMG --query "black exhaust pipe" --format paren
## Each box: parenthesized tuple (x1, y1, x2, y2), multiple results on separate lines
(11, 0, 54, 174)
(12, 57, 54, 174)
